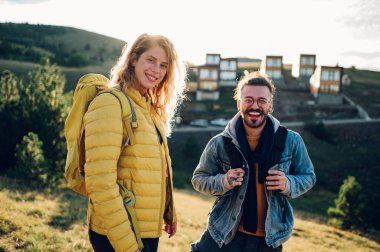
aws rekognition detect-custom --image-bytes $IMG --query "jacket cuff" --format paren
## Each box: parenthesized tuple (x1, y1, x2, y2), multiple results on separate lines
(280, 177, 291, 197)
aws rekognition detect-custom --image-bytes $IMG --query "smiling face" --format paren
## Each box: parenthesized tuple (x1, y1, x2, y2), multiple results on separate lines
(237, 85, 273, 129)
(132, 44, 168, 95)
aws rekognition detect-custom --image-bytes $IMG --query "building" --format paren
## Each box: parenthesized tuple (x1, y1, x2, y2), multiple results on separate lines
(299, 54, 316, 80)
(262, 55, 283, 79)
(309, 65, 343, 104)
(219, 58, 238, 87)
(195, 54, 220, 101)
(261, 55, 285, 86)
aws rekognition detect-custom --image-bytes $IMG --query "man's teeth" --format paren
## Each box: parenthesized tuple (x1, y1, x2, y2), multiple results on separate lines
(248, 112, 260, 116)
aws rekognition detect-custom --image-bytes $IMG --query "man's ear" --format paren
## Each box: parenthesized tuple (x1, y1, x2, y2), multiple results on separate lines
(268, 101, 274, 114)
(237, 99, 242, 112)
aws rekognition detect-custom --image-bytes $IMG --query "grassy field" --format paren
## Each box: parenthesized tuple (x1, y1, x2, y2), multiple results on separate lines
(0, 59, 113, 92)
(0, 176, 379, 252)
(343, 68, 380, 118)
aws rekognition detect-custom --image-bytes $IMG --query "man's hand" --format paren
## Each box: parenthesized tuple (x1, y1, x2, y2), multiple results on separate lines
(266, 170, 286, 191)
(163, 221, 177, 238)
(226, 168, 245, 187)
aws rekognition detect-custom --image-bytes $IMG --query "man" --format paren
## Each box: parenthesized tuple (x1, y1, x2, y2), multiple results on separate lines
(190, 72, 316, 252)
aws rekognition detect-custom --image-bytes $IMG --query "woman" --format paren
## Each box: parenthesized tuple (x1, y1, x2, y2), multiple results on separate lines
(83, 33, 186, 252)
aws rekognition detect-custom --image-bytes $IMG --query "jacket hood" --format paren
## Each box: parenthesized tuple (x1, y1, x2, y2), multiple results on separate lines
(221, 113, 280, 146)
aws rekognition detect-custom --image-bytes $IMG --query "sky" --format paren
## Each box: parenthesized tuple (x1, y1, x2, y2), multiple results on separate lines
(1, 0, 380, 72)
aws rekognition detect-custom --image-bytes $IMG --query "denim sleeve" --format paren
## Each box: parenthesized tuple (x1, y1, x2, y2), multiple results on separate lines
(191, 137, 228, 196)
(286, 132, 316, 199)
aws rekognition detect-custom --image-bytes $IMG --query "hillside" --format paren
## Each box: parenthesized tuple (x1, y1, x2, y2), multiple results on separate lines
(0, 22, 125, 90)
(0, 176, 378, 252)
(0, 22, 124, 67)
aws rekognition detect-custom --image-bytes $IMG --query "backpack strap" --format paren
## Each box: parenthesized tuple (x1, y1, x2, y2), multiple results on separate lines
(222, 136, 243, 169)
(271, 125, 288, 165)
(98, 88, 137, 147)
(271, 125, 288, 223)
(118, 183, 144, 250)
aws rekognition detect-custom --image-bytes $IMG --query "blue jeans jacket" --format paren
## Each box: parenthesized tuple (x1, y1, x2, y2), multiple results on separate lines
(191, 114, 316, 248)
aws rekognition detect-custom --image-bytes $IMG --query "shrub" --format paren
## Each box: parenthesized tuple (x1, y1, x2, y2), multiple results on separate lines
(9, 132, 49, 187)
(327, 176, 366, 230)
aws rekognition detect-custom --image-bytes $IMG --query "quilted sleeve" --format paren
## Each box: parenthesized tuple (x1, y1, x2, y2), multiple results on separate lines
(84, 93, 138, 252)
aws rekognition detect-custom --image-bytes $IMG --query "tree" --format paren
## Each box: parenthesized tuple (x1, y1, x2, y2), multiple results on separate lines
(0, 58, 69, 185)
(327, 176, 366, 230)
(0, 71, 22, 171)
(9, 132, 49, 187)
(0, 70, 19, 110)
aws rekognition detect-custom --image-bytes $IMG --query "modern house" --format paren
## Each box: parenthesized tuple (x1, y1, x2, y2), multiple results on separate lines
(299, 54, 316, 80)
(309, 65, 343, 104)
(219, 58, 238, 87)
(195, 54, 220, 101)
(261, 55, 285, 85)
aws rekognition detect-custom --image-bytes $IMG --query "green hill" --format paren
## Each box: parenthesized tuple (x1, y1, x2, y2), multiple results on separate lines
(0, 22, 124, 67)
(0, 22, 126, 90)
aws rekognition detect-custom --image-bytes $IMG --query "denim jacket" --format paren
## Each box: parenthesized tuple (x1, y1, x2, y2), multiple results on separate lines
(191, 114, 316, 248)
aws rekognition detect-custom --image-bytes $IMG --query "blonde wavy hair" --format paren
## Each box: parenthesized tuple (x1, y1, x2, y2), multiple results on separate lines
(109, 33, 186, 136)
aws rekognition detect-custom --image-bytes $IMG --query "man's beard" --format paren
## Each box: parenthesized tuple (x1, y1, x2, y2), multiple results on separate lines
(242, 108, 269, 129)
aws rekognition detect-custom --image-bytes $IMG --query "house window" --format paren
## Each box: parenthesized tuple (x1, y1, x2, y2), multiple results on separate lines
(301, 57, 315, 65)
(200, 69, 218, 80)
(300, 68, 314, 76)
(321, 70, 340, 81)
(220, 61, 237, 71)
(267, 70, 281, 79)
(220, 71, 236, 81)
(206, 55, 220, 65)
(330, 85, 339, 93)
(267, 58, 281, 67)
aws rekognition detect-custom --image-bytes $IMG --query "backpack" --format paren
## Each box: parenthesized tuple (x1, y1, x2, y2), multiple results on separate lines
(64, 73, 137, 196)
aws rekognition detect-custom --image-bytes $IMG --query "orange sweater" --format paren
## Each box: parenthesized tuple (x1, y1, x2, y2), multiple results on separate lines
(238, 134, 267, 237)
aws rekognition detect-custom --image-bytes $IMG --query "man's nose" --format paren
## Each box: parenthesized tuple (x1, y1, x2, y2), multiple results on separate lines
(250, 100, 259, 109)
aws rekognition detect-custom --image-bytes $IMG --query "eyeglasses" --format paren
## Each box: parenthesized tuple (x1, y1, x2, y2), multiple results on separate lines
(240, 97, 271, 107)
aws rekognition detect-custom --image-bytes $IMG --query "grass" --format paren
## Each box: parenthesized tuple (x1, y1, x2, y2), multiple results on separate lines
(0, 176, 379, 252)
(0, 59, 113, 92)
(343, 68, 380, 118)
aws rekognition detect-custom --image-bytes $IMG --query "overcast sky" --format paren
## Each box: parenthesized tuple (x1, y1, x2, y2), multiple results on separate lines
(1, 0, 380, 71)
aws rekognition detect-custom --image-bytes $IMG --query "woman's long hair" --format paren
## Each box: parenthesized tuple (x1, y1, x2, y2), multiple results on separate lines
(109, 33, 186, 136)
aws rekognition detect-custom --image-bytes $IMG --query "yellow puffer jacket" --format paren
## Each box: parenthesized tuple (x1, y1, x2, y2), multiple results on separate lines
(83, 86, 176, 252)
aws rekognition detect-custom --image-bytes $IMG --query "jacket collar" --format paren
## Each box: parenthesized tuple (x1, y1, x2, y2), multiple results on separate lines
(123, 86, 167, 137)
(124, 86, 151, 109)
(222, 113, 280, 147)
